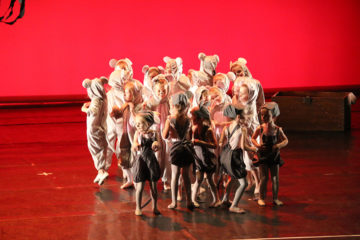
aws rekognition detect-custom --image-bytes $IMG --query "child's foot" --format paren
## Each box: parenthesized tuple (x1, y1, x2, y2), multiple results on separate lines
(199, 186, 206, 194)
(135, 209, 142, 216)
(98, 171, 109, 185)
(93, 173, 101, 183)
(193, 201, 200, 208)
(168, 202, 177, 209)
(258, 199, 266, 206)
(153, 208, 161, 215)
(209, 200, 222, 208)
(273, 199, 284, 206)
(121, 181, 133, 189)
(177, 191, 183, 201)
(229, 207, 246, 214)
(163, 183, 171, 191)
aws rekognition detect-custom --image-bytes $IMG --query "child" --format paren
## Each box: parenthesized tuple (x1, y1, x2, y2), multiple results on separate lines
(111, 81, 142, 189)
(162, 93, 195, 209)
(219, 104, 257, 213)
(81, 77, 109, 185)
(251, 102, 288, 206)
(143, 74, 172, 191)
(132, 111, 161, 216)
(190, 106, 221, 208)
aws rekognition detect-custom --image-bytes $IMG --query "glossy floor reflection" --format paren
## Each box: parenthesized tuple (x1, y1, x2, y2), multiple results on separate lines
(0, 105, 360, 240)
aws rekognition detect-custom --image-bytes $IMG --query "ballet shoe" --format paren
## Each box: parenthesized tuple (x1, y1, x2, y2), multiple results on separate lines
(168, 202, 177, 209)
(135, 209, 142, 216)
(257, 199, 266, 206)
(273, 199, 284, 206)
(93, 173, 101, 183)
(229, 207, 246, 214)
(193, 201, 200, 208)
(121, 181, 133, 189)
(98, 172, 109, 185)
(163, 183, 171, 191)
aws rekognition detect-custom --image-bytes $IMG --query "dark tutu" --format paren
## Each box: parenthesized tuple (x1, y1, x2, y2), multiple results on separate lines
(169, 118, 195, 167)
(194, 146, 216, 174)
(257, 126, 284, 166)
(133, 134, 161, 183)
(170, 139, 195, 167)
(220, 144, 247, 179)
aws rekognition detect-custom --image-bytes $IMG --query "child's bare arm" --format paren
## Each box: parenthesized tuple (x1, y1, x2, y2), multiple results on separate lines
(162, 119, 171, 139)
(193, 128, 217, 149)
(242, 127, 257, 152)
(274, 127, 288, 150)
(218, 126, 227, 148)
(152, 131, 161, 152)
(132, 131, 140, 152)
(251, 126, 262, 148)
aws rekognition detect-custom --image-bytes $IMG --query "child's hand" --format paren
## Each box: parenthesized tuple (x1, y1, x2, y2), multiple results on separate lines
(272, 144, 279, 151)
(132, 143, 140, 152)
(81, 102, 90, 113)
(152, 141, 160, 152)
(192, 139, 199, 145)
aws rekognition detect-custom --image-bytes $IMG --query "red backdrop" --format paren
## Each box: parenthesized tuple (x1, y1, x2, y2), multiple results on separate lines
(1, 0, 359, 97)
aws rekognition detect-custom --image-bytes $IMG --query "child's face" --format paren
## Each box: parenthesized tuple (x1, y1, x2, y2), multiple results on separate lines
(135, 116, 150, 133)
(261, 108, 272, 123)
(165, 62, 177, 76)
(154, 83, 168, 99)
(239, 85, 249, 105)
(235, 114, 245, 124)
(124, 88, 133, 102)
(213, 75, 226, 90)
(232, 65, 245, 77)
(200, 90, 210, 105)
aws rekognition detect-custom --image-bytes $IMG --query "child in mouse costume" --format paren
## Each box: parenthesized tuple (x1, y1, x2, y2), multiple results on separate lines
(163, 56, 191, 96)
(105, 58, 144, 189)
(81, 77, 109, 185)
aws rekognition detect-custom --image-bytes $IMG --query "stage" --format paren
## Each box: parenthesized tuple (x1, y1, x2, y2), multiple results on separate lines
(0, 102, 360, 240)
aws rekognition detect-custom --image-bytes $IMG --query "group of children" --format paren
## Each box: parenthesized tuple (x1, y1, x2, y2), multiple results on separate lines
(81, 54, 288, 216)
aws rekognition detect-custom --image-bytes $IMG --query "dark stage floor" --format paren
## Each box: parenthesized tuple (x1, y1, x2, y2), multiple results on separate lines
(0, 103, 360, 240)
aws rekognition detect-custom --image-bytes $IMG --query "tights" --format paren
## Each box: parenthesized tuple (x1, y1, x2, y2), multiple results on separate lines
(259, 164, 279, 200)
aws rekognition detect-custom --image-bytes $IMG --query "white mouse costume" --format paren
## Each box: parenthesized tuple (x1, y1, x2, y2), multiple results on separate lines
(82, 77, 108, 172)
(163, 56, 191, 96)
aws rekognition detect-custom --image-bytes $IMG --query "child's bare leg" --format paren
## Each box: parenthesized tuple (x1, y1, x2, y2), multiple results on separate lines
(222, 177, 234, 206)
(270, 164, 282, 205)
(191, 171, 204, 207)
(229, 178, 247, 213)
(245, 171, 253, 191)
(252, 168, 260, 198)
(168, 164, 180, 209)
(182, 165, 193, 208)
(206, 173, 221, 207)
(177, 175, 183, 201)
(258, 164, 269, 206)
(150, 181, 160, 214)
(135, 182, 145, 215)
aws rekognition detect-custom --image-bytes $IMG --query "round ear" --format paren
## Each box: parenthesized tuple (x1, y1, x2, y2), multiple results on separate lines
(214, 54, 220, 63)
(109, 59, 118, 68)
(229, 61, 233, 69)
(124, 58, 132, 66)
(175, 57, 183, 65)
(142, 65, 149, 74)
(227, 72, 236, 82)
(82, 79, 92, 88)
(163, 56, 170, 63)
(198, 52, 206, 61)
(158, 66, 165, 73)
(237, 57, 247, 65)
(99, 76, 108, 85)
